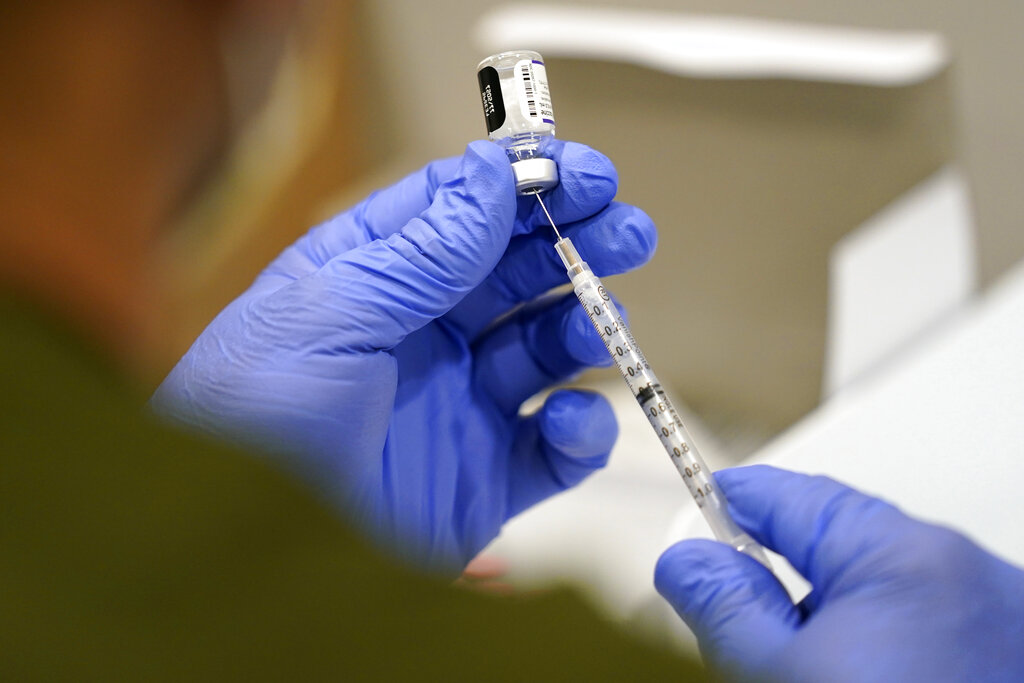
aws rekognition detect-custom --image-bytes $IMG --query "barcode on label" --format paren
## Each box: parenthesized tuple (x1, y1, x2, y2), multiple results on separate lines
(521, 63, 538, 118)
(514, 58, 554, 125)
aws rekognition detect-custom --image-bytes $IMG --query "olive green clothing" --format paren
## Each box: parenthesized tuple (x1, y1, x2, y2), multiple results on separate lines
(0, 299, 705, 681)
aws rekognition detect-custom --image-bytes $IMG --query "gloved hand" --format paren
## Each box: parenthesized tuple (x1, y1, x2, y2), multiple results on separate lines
(656, 465, 1024, 683)
(152, 140, 657, 571)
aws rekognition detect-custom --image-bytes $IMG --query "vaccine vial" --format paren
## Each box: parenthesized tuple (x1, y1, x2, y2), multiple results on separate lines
(476, 50, 559, 195)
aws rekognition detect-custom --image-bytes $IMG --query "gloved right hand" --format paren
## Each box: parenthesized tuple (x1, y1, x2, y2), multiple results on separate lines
(655, 465, 1024, 683)
(152, 140, 656, 572)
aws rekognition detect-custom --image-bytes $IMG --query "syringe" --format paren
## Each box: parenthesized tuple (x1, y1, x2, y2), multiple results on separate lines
(474, 49, 769, 565)
(534, 192, 772, 568)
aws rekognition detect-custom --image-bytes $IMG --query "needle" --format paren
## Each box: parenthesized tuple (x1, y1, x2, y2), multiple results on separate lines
(532, 191, 562, 240)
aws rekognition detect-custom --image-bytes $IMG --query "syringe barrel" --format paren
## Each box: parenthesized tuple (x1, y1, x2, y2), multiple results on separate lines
(557, 237, 770, 567)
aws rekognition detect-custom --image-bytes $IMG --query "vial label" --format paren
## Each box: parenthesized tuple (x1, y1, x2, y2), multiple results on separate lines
(514, 59, 554, 125)
(477, 66, 506, 133)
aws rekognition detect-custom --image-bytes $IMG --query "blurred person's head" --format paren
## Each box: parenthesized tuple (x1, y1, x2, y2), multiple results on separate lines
(0, 0, 302, 368)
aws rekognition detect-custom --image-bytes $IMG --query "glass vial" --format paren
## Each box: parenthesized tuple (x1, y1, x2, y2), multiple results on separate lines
(477, 50, 559, 194)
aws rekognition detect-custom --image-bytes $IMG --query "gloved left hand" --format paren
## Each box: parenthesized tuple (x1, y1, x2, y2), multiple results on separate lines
(655, 465, 1024, 683)
(152, 140, 657, 571)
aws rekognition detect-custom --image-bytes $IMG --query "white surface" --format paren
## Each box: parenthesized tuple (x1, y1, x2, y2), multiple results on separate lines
(824, 165, 977, 395)
(666, 257, 1024, 610)
(474, 5, 949, 86)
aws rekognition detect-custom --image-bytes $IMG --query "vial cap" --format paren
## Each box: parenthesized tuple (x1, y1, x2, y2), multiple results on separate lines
(511, 158, 559, 195)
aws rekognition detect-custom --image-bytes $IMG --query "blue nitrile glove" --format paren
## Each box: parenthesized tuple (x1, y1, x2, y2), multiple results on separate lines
(655, 465, 1024, 683)
(152, 140, 657, 571)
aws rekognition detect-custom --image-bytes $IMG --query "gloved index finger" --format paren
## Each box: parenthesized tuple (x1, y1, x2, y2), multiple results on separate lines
(717, 465, 910, 593)
(258, 155, 464, 290)
(357, 155, 462, 240)
(514, 140, 619, 235)
(269, 141, 614, 289)
(276, 140, 517, 353)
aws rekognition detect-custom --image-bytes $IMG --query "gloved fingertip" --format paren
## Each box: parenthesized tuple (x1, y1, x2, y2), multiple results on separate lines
(540, 142, 618, 225)
(538, 389, 617, 461)
(422, 155, 464, 192)
(619, 205, 658, 263)
(453, 140, 515, 199)
(715, 464, 785, 495)
(461, 139, 512, 176)
(572, 203, 658, 278)
(594, 204, 657, 264)
(656, 538, 790, 613)
(558, 141, 619, 195)
(656, 539, 797, 675)
(563, 304, 613, 367)
(659, 538, 796, 620)
(453, 141, 517, 227)
(409, 140, 517, 280)
(655, 539, 723, 607)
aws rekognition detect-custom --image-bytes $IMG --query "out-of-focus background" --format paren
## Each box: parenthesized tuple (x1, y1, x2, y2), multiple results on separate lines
(159, 0, 1024, 653)
(161, 0, 1021, 434)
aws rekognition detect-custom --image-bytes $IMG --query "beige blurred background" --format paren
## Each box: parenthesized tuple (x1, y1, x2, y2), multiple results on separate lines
(159, 0, 1023, 436)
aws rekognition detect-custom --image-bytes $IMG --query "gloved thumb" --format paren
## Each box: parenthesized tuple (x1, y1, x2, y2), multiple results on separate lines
(655, 539, 798, 677)
(266, 140, 516, 351)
